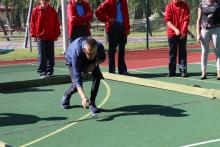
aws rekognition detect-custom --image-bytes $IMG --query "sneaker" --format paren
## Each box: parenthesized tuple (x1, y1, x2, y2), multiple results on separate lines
(40, 75, 47, 79)
(46, 73, 53, 77)
(181, 72, 188, 78)
(61, 95, 71, 109)
(89, 104, 100, 113)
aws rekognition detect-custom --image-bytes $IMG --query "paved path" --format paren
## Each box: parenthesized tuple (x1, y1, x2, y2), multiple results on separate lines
(0, 36, 167, 49)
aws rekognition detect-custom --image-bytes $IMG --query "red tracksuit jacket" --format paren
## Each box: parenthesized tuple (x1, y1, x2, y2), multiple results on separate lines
(67, 0, 93, 38)
(164, 1, 190, 37)
(95, 0, 130, 36)
(30, 5, 60, 40)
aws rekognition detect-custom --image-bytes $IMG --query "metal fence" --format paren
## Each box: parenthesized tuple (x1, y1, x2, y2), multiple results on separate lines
(0, 0, 199, 51)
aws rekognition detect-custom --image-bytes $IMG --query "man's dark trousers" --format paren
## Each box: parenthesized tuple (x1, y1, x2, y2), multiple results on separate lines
(37, 39, 54, 75)
(168, 36, 187, 74)
(64, 65, 102, 105)
(108, 22, 127, 74)
(69, 26, 88, 43)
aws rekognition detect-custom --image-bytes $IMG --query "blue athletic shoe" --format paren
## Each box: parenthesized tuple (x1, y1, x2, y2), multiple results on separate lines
(89, 104, 100, 113)
(61, 95, 71, 109)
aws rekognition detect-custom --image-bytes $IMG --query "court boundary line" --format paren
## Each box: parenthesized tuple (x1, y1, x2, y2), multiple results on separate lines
(18, 65, 111, 147)
(133, 70, 220, 86)
(19, 80, 111, 147)
(181, 138, 220, 147)
(129, 60, 220, 86)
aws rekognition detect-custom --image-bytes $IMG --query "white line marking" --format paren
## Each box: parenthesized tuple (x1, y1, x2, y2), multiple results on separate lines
(133, 70, 220, 85)
(181, 138, 220, 147)
(19, 80, 111, 147)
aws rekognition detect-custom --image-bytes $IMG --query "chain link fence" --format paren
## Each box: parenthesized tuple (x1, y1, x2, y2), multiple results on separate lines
(0, 0, 199, 54)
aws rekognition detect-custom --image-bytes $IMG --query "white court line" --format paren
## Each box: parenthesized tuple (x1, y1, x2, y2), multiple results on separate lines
(181, 138, 220, 147)
(207, 64, 217, 67)
(133, 70, 220, 85)
(18, 63, 111, 147)
(129, 62, 204, 71)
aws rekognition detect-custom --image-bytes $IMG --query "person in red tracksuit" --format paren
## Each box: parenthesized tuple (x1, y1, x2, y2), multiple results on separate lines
(164, 0, 190, 77)
(96, 0, 130, 74)
(67, 0, 93, 43)
(30, 0, 60, 78)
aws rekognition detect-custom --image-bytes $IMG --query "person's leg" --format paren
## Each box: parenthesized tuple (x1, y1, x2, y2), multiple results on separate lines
(90, 66, 102, 105)
(200, 28, 211, 78)
(37, 39, 47, 77)
(61, 65, 78, 109)
(108, 23, 118, 73)
(70, 26, 88, 44)
(178, 37, 187, 76)
(168, 37, 178, 76)
(88, 66, 102, 113)
(118, 24, 128, 74)
(211, 28, 220, 79)
(46, 40, 55, 76)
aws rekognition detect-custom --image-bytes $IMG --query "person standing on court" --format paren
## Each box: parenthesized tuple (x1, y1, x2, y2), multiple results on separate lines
(164, 0, 190, 77)
(196, 0, 220, 80)
(95, 0, 130, 75)
(67, 0, 93, 43)
(30, 0, 60, 78)
(61, 37, 106, 114)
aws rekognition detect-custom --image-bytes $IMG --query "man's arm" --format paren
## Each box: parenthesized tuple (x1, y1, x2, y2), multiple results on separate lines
(164, 4, 180, 36)
(71, 57, 89, 108)
(166, 21, 180, 36)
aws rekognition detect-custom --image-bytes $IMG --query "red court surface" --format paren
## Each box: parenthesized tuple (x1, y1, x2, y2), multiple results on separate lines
(0, 44, 216, 70)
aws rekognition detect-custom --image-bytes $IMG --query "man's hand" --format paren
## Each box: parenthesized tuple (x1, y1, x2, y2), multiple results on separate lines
(180, 33, 186, 39)
(196, 34, 201, 43)
(174, 29, 181, 36)
(109, 18, 115, 24)
(81, 97, 89, 108)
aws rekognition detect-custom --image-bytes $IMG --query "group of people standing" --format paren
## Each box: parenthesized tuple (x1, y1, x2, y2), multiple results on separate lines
(164, 0, 220, 80)
(30, 0, 220, 113)
(30, 0, 130, 113)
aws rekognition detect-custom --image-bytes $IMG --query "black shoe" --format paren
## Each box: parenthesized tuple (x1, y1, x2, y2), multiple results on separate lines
(61, 95, 71, 109)
(217, 77, 220, 80)
(181, 72, 188, 78)
(109, 71, 115, 74)
(167, 73, 176, 77)
(119, 71, 129, 75)
(200, 75, 207, 80)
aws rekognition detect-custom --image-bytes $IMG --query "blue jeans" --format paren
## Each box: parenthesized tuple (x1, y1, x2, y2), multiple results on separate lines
(168, 36, 187, 74)
(37, 39, 55, 75)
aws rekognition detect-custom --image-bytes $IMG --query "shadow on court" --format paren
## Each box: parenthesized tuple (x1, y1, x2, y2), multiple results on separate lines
(0, 88, 54, 94)
(129, 72, 216, 79)
(0, 113, 67, 127)
(98, 104, 188, 121)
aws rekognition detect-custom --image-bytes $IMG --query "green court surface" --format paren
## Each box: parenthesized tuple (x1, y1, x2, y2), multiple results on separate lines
(1, 61, 220, 147)
(130, 61, 220, 90)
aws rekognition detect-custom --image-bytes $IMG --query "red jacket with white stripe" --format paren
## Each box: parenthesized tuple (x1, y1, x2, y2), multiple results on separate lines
(30, 5, 60, 40)
(95, 0, 130, 36)
(67, 0, 93, 38)
(164, 1, 190, 37)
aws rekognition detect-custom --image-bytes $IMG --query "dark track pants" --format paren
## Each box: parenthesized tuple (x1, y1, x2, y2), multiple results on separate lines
(108, 22, 127, 74)
(168, 36, 187, 74)
(37, 39, 54, 75)
(64, 65, 102, 105)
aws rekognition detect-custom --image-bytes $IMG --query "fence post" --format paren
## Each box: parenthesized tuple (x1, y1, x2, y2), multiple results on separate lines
(23, 0, 34, 49)
(61, 0, 68, 54)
